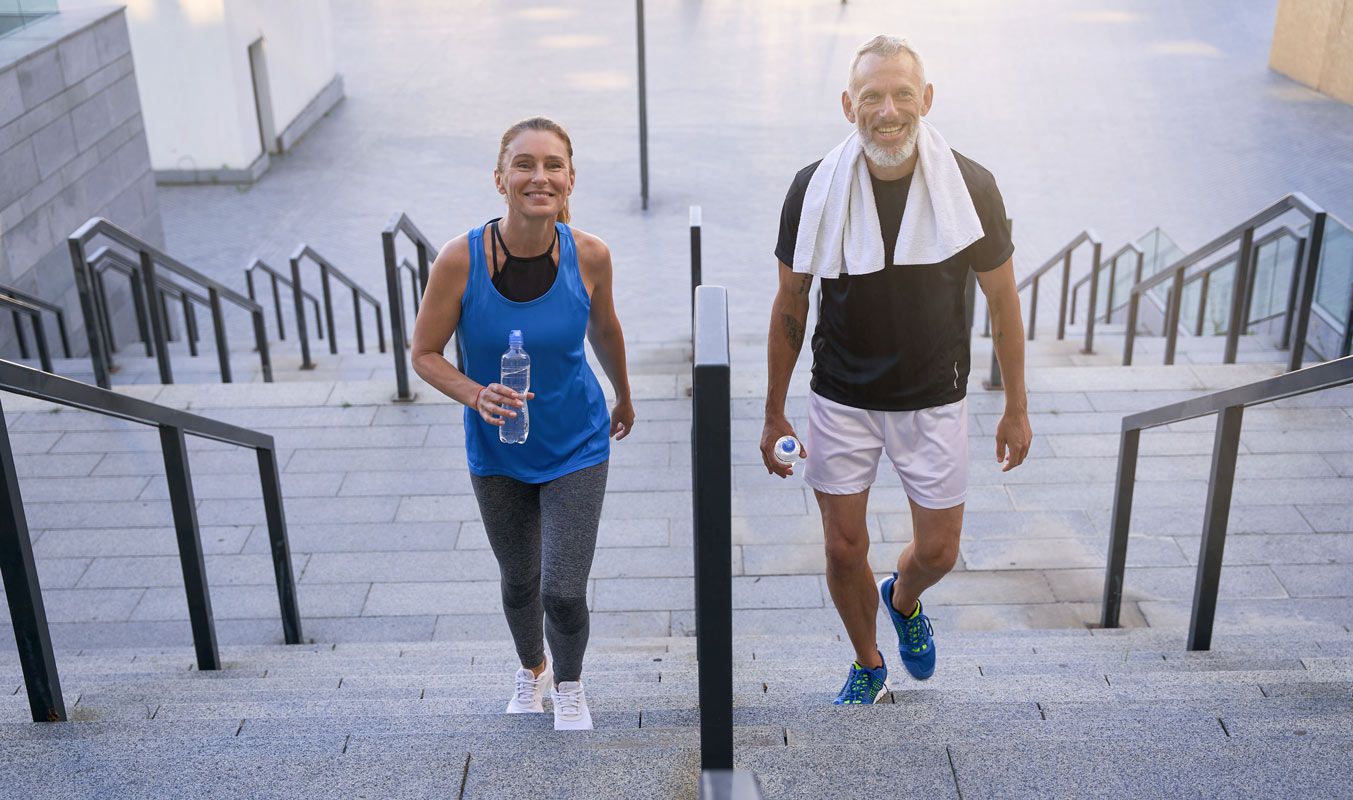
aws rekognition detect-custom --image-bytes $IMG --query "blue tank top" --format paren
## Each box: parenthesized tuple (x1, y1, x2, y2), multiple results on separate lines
(458, 222, 610, 482)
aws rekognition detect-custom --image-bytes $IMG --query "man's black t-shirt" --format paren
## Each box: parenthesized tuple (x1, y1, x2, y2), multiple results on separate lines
(775, 150, 1013, 411)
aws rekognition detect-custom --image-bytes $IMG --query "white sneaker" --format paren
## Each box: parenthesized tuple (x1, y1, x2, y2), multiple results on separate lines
(551, 680, 593, 730)
(505, 662, 552, 713)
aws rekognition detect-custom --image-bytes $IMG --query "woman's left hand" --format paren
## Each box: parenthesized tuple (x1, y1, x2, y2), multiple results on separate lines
(610, 400, 635, 440)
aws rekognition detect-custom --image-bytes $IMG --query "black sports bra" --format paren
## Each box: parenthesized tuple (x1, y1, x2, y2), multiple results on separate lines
(489, 219, 559, 303)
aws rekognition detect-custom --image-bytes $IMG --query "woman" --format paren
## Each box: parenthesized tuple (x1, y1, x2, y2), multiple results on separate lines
(411, 117, 633, 731)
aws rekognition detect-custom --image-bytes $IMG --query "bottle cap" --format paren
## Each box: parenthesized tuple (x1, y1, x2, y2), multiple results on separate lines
(509, 329, 523, 347)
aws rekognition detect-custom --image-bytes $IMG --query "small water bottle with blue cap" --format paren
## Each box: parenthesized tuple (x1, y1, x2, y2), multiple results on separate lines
(499, 330, 530, 444)
(773, 435, 801, 465)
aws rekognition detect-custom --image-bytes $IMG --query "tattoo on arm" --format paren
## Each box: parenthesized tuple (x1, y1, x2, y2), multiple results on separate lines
(994, 330, 1005, 344)
(795, 274, 812, 295)
(782, 313, 804, 350)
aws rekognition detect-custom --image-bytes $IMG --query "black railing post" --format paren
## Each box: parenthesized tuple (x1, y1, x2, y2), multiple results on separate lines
(635, 0, 649, 210)
(320, 266, 338, 356)
(352, 287, 365, 354)
(1196, 272, 1210, 337)
(1100, 426, 1140, 629)
(1188, 404, 1244, 651)
(1105, 257, 1118, 324)
(1223, 227, 1255, 364)
(0, 397, 66, 722)
(1056, 251, 1072, 340)
(1027, 278, 1039, 340)
(375, 304, 386, 354)
(208, 287, 231, 383)
(159, 424, 219, 670)
(90, 269, 116, 352)
(1279, 237, 1306, 351)
(182, 293, 199, 357)
(1163, 270, 1185, 366)
(690, 206, 702, 314)
(129, 270, 152, 357)
(1122, 293, 1139, 366)
(270, 273, 286, 339)
(257, 445, 302, 644)
(32, 315, 52, 373)
(252, 310, 273, 383)
(384, 230, 414, 401)
(68, 240, 111, 389)
(12, 311, 31, 359)
(692, 284, 732, 772)
(141, 252, 173, 384)
(1083, 241, 1102, 354)
(289, 255, 315, 370)
(1288, 213, 1326, 372)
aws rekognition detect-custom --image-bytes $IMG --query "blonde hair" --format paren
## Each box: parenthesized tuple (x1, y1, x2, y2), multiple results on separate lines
(848, 35, 927, 94)
(496, 116, 574, 225)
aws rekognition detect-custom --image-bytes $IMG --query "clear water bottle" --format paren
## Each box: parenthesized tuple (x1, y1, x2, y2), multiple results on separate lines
(499, 330, 530, 444)
(774, 435, 801, 464)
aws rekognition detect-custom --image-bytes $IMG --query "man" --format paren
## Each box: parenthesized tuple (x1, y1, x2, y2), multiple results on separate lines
(761, 35, 1032, 705)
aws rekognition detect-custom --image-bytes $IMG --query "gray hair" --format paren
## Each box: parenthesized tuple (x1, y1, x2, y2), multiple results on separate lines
(847, 35, 927, 93)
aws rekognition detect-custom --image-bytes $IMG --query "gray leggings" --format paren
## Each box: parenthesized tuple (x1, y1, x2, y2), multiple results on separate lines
(469, 460, 607, 683)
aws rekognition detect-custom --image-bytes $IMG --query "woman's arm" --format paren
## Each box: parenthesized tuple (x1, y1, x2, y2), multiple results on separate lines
(575, 230, 634, 440)
(410, 235, 530, 427)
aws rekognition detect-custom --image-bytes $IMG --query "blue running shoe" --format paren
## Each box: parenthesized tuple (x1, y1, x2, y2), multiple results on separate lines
(832, 657, 887, 705)
(880, 573, 936, 680)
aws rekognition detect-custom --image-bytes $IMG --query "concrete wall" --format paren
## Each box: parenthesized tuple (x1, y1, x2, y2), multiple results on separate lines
(56, 0, 342, 183)
(0, 5, 162, 360)
(1270, 0, 1353, 106)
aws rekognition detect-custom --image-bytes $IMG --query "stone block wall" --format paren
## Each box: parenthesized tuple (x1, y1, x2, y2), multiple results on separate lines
(1270, 0, 1353, 106)
(0, 6, 163, 361)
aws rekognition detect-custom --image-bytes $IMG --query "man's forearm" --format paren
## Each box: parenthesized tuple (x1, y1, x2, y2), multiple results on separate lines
(765, 295, 808, 418)
(990, 296, 1027, 411)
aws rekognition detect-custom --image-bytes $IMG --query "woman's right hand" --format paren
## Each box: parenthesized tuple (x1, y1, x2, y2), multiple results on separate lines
(475, 383, 535, 426)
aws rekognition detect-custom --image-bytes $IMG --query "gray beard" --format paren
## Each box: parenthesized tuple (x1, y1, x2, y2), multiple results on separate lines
(859, 121, 919, 168)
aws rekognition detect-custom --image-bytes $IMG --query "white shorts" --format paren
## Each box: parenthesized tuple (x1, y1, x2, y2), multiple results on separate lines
(803, 390, 968, 509)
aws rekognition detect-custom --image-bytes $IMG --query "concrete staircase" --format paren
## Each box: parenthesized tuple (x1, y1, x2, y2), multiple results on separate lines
(0, 627, 1349, 798)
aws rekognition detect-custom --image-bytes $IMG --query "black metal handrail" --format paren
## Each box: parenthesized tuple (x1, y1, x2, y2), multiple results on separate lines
(692, 284, 733, 773)
(1120, 193, 1326, 371)
(382, 212, 437, 400)
(0, 296, 53, 373)
(289, 244, 385, 371)
(68, 218, 273, 387)
(0, 358, 303, 722)
(1070, 241, 1145, 330)
(986, 229, 1101, 388)
(245, 259, 324, 344)
(1100, 355, 1353, 650)
(0, 285, 71, 365)
(91, 246, 213, 361)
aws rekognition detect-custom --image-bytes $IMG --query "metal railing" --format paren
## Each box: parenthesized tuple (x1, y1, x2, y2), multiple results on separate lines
(382, 212, 436, 400)
(1070, 242, 1146, 332)
(245, 259, 324, 344)
(1180, 226, 1304, 339)
(1121, 194, 1327, 371)
(91, 246, 216, 362)
(289, 245, 385, 371)
(986, 229, 1101, 388)
(68, 218, 273, 388)
(1100, 355, 1353, 650)
(0, 358, 303, 722)
(0, 285, 71, 371)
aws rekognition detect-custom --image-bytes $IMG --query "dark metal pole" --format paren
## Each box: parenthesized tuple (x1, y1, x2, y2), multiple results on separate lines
(208, 287, 231, 383)
(690, 206, 702, 311)
(384, 231, 413, 401)
(129, 270, 152, 357)
(182, 293, 198, 358)
(352, 287, 365, 354)
(1278, 237, 1306, 351)
(12, 310, 31, 360)
(158, 424, 219, 670)
(252, 311, 274, 383)
(1100, 426, 1140, 629)
(692, 285, 732, 771)
(1164, 270, 1185, 366)
(635, 0, 649, 211)
(1187, 404, 1244, 651)
(1056, 251, 1071, 340)
(0, 396, 66, 722)
(1288, 213, 1326, 372)
(1105, 256, 1117, 325)
(1123, 293, 1139, 366)
(1083, 241, 1102, 354)
(1223, 228, 1254, 364)
(257, 445, 302, 644)
(290, 255, 315, 370)
(270, 273, 286, 339)
(1027, 278, 1039, 341)
(1196, 272, 1210, 337)
(68, 240, 111, 389)
(320, 267, 338, 356)
(141, 253, 173, 384)
(32, 315, 52, 374)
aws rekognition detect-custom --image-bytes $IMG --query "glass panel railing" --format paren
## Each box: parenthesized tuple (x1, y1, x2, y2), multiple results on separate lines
(1139, 228, 1185, 306)
(1202, 262, 1235, 335)
(0, 0, 56, 37)
(1314, 216, 1352, 328)
(1248, 234, 1297, 323)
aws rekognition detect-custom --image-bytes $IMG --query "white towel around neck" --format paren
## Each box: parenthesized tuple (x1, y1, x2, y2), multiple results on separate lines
(792, 119, 983, 279)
